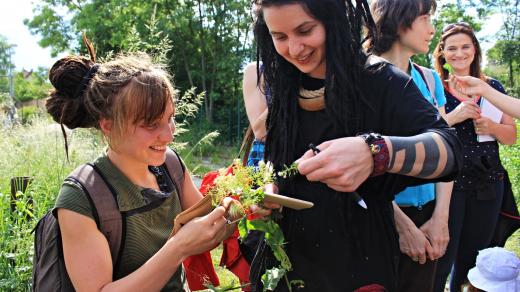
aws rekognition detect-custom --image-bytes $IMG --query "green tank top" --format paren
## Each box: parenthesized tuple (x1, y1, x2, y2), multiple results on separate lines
(55, 153, 188, 291)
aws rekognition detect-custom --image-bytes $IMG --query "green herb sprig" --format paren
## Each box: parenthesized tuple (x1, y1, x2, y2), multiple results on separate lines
(205, 160, 303, 291)
(443, 63, 454, 75)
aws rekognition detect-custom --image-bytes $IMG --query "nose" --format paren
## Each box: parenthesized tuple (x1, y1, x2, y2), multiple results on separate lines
(427, 22, 435, 35)
(159, 120, 174, 143)
(288, 37, 304, 58)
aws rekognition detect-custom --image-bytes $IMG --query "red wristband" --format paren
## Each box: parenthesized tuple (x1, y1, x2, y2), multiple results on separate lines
(359, 133, 389, 177)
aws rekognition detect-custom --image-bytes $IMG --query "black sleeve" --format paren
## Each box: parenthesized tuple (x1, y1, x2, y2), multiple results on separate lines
(357, 64, 462, 200)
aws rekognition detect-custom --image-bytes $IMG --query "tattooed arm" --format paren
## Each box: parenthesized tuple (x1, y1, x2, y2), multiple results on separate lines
(385, 132, 454, 178)
(297, 131, 458, 193)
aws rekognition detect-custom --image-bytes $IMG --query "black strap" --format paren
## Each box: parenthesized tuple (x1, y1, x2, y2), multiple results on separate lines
(67, 164, 122, 269)
(164, 148, 185, 202)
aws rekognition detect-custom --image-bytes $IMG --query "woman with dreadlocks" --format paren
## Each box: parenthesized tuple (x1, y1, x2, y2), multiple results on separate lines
(250, 0, 462, 291)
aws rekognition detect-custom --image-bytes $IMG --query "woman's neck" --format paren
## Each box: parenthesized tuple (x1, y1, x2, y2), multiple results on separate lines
(107, 149, 157, 188)
(380, 45, 413, 73)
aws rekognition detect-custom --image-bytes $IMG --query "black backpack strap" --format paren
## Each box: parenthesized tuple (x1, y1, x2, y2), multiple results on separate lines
(67, 164, 122, 268)
(164, 148, 185, 202)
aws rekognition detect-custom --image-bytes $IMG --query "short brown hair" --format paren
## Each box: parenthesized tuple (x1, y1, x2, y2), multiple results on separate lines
(47, 53, 175, 149)
(366, 0, 437, 55)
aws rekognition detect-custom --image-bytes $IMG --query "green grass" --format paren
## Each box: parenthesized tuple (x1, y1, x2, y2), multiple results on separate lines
(499, 121, 520, 256)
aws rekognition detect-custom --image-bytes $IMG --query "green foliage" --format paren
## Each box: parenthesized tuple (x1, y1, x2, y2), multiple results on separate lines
(18, 106, 39, 124)
(13, 68, 52, 102)
(0, 117, 102, 290)
(25, 0, 253, 140)
(485, 0, 520, 96)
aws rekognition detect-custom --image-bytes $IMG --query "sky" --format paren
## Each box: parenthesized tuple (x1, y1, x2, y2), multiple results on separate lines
(0, 0, 505, 71)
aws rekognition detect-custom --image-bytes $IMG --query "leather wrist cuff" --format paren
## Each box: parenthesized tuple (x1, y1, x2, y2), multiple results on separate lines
(358, 133, 389, 177)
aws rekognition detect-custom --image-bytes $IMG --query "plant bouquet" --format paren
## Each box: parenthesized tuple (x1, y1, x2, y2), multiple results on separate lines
(171, 160, 308, 291)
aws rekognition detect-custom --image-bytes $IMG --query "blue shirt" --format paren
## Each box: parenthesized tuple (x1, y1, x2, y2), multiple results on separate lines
(394, 62, 447, 207)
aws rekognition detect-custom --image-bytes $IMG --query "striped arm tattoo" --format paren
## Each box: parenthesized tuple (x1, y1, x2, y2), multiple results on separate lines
(386, 132, 454, 179)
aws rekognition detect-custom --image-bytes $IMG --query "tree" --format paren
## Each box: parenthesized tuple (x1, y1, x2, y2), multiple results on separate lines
(485, 0, 519, 94)
(25, 0, 253, 141)
(0, 35, 15, 102)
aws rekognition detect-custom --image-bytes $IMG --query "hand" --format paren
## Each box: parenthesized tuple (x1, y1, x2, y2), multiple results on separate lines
(249, 183, 281, 220)
(419, 216, 449, 260)
(449, 75, 489, 97)
(397, 224, 434, 264)
(297, 137, 372, 192)
(473, 117, 496, 136)
(450, 100, 481, 125)
(172, 206, 229, 257)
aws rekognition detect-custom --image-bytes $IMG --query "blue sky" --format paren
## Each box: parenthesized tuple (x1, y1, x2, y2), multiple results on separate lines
(0, 0, 504, 71)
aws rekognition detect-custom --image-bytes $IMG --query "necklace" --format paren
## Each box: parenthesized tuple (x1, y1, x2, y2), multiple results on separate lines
(298, 87, 325, 111)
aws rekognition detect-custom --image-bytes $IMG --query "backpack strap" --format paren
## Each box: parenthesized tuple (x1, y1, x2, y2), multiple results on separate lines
(164, 148, 185, 202)
(413, 63, 438, 107)
(66, 164, 122, 268)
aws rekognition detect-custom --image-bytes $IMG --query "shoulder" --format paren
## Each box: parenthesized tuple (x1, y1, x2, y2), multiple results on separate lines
(54, 179, 95, 220)
(364, 58, 412, 86)
(486, 78, 506, 94)
(243, 62, 259, 80)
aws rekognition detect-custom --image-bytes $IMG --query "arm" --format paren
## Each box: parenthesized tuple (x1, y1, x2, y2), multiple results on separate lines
(297, 131, 458, 192)
(243, 62, 268, 141)
(443, 100, 481, 127)
(451, 75, 520, 119)
(58, 206, 228, 292)
(419, 181, 452, 259)
(393, 202, 433, 264)
(180, 169, 204, 210)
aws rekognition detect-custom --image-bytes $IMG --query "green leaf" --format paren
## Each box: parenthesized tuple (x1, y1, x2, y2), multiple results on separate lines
(443, 63, 454, 75)
(261, 267, 286, 292)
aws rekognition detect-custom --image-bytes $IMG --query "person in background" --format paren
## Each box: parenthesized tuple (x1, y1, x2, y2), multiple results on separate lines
(450, 74, 520, 120)
(46, 52, 237, 291)
(243, 61, 269, 167)
(432, 22, 517, 292)
(250, 0, 462, 290)
(464, 247, 520, 292)
(366, 0, 453, 291)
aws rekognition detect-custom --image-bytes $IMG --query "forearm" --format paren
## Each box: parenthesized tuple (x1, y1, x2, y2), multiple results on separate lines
(490, 122, 517, 145)
(393, 201, 416, 232)
(483, 86, 520, 119)
(102, 239, 185, 292)
(444, 111, 459, 127)
(432, 181, 453, 221)
(385, 132, 455, 179)
(251, 108, 268, 141)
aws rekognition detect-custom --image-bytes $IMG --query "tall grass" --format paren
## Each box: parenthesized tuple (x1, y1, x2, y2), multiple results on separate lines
(0, 116, 102, 290)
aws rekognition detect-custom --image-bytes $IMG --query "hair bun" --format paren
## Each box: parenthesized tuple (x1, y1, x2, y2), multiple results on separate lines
(46, 55, 96, 129)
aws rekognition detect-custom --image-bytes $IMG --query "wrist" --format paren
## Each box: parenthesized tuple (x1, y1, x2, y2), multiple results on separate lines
(358, 132, 389, 176)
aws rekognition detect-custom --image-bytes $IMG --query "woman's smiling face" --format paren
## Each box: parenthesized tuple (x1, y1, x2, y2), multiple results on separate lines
(263, 3, 327, 79)
(442, 33, 476, 76)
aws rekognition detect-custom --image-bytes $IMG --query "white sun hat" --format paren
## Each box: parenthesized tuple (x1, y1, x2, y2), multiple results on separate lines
(467, 247, 520, 292)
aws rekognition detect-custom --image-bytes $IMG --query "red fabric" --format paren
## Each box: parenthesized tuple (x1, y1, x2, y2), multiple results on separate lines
(354, 284, 387, 292)
(183, 251, 220, 291)
(221, 229, 251, 290)
(183, 165, 251, 291)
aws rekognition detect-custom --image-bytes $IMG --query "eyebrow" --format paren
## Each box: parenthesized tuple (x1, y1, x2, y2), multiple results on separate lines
(269, 20, 316, 35)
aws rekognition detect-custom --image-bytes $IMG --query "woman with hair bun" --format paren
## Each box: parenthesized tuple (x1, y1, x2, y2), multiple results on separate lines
(46, 52, 239, 291)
